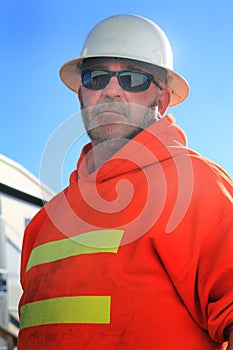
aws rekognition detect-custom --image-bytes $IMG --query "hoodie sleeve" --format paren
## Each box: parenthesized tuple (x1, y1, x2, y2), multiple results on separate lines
(153, 155, 233, 344)
(19, 206, 47, 291)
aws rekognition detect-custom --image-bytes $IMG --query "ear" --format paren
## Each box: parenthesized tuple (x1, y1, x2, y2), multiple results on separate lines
(158, 89, 171, 116)
(78, 86, 82, 101)
(77, 86, 83, 108)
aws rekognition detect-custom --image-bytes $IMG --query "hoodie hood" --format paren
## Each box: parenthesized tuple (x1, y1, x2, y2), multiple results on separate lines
(70, 115, 188, 185)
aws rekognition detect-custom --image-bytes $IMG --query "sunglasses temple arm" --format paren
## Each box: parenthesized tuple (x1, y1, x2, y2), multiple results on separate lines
(152, 78, 162, 90)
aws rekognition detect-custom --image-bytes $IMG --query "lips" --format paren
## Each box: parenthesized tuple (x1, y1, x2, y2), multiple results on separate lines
(95, 108, 127, 116)
(92, 101, 129, 117)
(99, 109, 126, 116)
(94, 112, 129, 127)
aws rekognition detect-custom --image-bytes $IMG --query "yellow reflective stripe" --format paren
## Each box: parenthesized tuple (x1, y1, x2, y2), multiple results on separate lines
(20, 296, 111, 329)
(26, 229, 124, 272)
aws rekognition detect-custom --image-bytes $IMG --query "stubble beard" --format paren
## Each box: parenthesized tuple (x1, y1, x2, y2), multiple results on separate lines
(81, 101, 157, 146)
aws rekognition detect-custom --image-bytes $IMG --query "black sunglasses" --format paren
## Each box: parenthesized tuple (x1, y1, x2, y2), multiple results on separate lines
(81, 68, 162, 92)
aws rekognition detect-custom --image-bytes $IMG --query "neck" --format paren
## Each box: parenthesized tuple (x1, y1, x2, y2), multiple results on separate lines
(92, 138, 129, 170)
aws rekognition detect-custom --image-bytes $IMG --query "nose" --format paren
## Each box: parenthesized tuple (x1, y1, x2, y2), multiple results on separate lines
(101, 76, 122, 99)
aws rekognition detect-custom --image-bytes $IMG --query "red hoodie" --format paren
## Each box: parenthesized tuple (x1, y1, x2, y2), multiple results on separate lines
(18, 115, 233, 349)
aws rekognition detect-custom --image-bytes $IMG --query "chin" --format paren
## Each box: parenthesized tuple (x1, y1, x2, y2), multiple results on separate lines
(88, 124, 143, 143)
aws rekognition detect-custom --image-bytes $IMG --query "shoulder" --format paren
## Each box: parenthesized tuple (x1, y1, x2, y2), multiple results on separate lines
(189, 154, 232, 195)
(21, 188, 68, 269)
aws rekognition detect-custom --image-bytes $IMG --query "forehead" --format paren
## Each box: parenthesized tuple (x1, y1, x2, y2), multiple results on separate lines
(92, 61, 145, 72)
(82, 57, 148, 72)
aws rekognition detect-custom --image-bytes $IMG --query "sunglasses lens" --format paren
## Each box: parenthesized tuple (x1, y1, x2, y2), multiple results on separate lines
(82, 70, 110, 90)
(119, 71, 151, 91)
(81, 69, 152, 92)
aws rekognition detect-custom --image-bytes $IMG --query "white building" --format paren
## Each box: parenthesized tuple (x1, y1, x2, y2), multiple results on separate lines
(0, 154, 55, 348)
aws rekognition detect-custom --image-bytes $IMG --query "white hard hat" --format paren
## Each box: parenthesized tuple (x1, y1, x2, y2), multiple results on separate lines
(59, 14, 189, 106)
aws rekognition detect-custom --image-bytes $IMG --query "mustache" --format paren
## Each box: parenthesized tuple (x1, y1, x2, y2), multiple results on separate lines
(84, 100, 131, 118)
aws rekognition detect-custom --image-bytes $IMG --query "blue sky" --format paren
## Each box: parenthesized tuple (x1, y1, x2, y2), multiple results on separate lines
(1, 0, 232, 192)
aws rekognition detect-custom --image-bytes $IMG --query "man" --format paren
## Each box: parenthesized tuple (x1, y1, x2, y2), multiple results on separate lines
(18, 15, 233, 349)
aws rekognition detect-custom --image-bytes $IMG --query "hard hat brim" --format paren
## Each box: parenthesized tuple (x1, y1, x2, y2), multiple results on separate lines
(59, 55, 189, 107)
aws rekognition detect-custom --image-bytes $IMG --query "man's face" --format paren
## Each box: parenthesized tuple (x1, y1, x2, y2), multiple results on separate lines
(79, 60, 170, 145)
